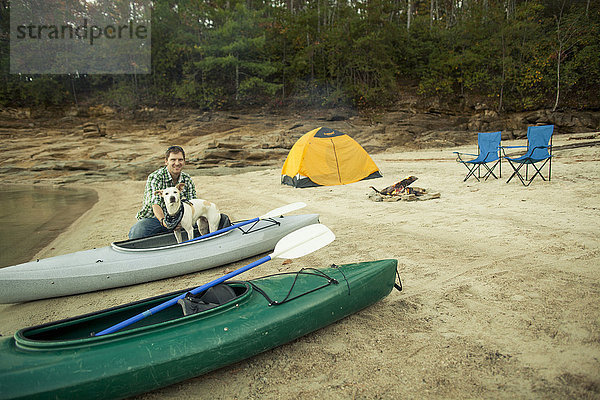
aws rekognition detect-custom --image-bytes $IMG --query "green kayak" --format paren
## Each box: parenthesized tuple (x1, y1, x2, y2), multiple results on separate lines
(0, 259, 401, 400)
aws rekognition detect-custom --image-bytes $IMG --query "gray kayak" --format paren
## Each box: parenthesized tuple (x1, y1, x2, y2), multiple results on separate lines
(0, 214, 319, 303)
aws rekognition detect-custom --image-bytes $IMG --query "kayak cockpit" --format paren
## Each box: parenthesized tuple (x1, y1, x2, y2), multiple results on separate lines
(110, 214, 288, 252)
(112, 213, 233, 251)
(15, 283, 250, 347)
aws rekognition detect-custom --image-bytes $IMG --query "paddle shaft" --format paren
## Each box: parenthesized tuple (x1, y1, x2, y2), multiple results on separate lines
(182, 202, 306, 244)
(94, 255, 271, 336)
(182, 217, 259, 244)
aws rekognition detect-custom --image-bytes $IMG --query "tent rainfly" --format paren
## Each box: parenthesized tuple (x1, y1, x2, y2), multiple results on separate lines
(281, 127, 382, 188)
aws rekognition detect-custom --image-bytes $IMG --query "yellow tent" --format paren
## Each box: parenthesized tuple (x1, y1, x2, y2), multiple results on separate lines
(281, 127, 382, 188)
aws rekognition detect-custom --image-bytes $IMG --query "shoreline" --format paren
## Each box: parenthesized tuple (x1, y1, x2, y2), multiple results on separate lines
(1, 139, 599, 399)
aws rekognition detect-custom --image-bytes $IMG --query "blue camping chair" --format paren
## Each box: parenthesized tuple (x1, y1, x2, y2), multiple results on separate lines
(454, 131, 502, 182)
(503, 125, 554, 186)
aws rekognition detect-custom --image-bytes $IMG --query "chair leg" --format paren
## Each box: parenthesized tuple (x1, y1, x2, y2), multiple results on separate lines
(463, 164, 480, 182)
(528, 165, 547, 182)
(481, 161, 500, 180)
(508, 158, 551, 186)
(499, 156, 501, 178)
(456, 155, 481, 182)
(506, 159, 527, 186)
(526, 159, 550, 184)
(506, 159, 519, 183)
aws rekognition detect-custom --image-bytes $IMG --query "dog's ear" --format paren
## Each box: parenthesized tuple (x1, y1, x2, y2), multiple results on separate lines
(176, 182, 186, 192)
(153, 189, 163, 196)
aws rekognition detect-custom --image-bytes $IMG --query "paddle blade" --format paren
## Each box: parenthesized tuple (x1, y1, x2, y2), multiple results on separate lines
(260, 202, 306, 219)
(271, 223, 335, 259)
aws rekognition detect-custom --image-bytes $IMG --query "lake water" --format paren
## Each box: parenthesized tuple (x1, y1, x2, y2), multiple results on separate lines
(0, 186, 98, 268)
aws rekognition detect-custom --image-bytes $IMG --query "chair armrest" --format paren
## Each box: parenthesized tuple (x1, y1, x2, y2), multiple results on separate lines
(530, 145, 552, 155)
(454, 151, 473, 163)
(500, 145, 523, 157)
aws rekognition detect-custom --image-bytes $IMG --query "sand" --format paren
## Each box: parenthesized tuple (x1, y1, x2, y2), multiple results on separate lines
(1, 134, 599, 399)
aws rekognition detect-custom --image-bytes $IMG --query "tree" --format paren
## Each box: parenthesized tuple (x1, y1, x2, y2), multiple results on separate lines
(192, 4, 281, 106)
(549, 1, 586, 111)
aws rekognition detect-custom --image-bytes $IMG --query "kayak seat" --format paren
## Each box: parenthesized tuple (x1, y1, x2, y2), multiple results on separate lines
(218, 213, 232, 230)
(178, 284, 238, 316)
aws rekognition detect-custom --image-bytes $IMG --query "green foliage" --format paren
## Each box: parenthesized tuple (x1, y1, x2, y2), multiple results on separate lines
(0, 0, 598, 111)
(189, 4, 282, 106)
(100, 79, 140, 110)
(0, 77, 71, 107)
(28, 78, 71, 106)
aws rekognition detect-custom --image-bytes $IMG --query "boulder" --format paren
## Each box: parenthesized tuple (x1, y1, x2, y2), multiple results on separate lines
(80, 122, 107, 138)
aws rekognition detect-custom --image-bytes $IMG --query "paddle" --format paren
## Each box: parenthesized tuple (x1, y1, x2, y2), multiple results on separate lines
(181, 202, 307, 244)
(94, 223, 335, 337)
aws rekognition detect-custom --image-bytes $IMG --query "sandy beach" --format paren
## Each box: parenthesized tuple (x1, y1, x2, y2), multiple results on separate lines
(1, 133, 599, 399)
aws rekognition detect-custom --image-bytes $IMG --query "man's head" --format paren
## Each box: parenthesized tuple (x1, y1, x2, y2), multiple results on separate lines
(165, 145, 185, 161)
(164, 146, 186, 179)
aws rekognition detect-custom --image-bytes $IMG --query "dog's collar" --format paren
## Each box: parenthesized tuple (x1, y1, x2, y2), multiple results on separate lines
(163, 200, 192, 230)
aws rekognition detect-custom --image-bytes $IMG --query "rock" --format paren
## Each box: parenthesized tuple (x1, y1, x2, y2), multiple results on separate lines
(468, 119, 484, 131)
(502, 131, 516, 140)
(0, 107, 31, 119)
(246, 149, 287, 161)
(202, 148, 243, 161)
(30, 160, 106, 171)
(196, 113, 212, 122)
(88, 105, 116, 116)
(268, 131, 296, 149)
(65, 107, 79, 117)
(80, 122, 106, 138)
(214, 141, 249, 149)
(524, 111, 545, 124)
(368, 192, 383, 202)
(127, 166, 156, 181)
(327, 114, 348, 121)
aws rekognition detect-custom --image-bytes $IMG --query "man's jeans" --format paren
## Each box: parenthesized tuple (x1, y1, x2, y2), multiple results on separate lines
(128, 217, 169, 239)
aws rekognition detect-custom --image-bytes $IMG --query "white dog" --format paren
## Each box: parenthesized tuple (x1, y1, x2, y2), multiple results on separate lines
(154, 182, 220, 243)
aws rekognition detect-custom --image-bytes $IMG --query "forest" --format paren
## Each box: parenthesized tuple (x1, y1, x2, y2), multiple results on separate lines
(0, 0, 598, 113)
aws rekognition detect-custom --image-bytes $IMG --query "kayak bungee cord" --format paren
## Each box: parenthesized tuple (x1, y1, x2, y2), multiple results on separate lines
(249, 267, 342, 306)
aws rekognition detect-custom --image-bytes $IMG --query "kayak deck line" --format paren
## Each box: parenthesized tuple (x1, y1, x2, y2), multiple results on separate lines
(237, 216, 282, 235)
(249, 267, 341, 306)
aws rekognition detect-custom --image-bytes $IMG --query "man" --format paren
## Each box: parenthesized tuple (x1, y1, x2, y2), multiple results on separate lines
(128, 145, 197, 239)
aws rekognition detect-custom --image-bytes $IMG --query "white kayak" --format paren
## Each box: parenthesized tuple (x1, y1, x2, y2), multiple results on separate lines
(0, 213, 319, 303)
